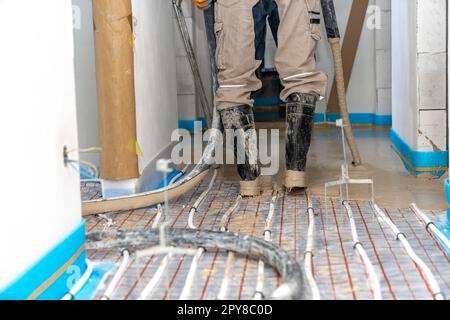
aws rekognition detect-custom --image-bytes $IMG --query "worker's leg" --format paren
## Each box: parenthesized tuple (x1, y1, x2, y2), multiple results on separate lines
(215, 0, 262, 196)
(274, 0, 327, 189)
(215, 0, 262, 110)
(274, 0, 327, 99)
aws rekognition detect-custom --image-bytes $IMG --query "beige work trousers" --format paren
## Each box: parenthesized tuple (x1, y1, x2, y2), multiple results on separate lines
(214, 0, 327, 110)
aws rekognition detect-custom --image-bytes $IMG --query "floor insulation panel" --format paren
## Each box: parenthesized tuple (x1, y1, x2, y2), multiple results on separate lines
(82, 179, 449, 300)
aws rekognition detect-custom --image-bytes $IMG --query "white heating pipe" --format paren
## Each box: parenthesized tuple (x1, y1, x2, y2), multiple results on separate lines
(188, 169, 218, 229)
(304, 196, 321, 300)
(217, 195, 242, 300)
(138, 254, 170, 300)
(179, 170, 219, 299)
(411, 203, 450, 251)
(61, 260, 94, 300)
(179, 247, 205, 300)
(152, 204, 164, 230)
(372, 203, 445, 300)
(101, 250, 130, 300)
(254, 192, 278, 300)
(220, 195, 242, 232)
(343, 202, 381, 300)
(217, 252, 235, 300)
(169, 164, 190, 186)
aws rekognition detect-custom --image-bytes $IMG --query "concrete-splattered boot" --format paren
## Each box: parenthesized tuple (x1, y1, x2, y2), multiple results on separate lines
(220, 105, 261, 197)
(285, 93, 317, 190)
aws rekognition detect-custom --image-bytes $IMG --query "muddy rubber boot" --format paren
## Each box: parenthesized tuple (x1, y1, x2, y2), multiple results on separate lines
(284, 93, 317, 190)
(220, 105, 261, 197)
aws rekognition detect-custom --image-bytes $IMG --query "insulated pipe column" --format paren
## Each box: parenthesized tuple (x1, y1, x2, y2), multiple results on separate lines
(321, 0, 362, 166)
(92, 0, 139, 180)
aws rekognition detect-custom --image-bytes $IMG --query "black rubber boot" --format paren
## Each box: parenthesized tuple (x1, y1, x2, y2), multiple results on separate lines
(219, 105, 261, 196)
(285, 93, 317, 190)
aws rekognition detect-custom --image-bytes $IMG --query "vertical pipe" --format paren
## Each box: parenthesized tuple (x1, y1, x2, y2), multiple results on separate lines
(321, 0, 362, 166)
(92, 0, 139, 180)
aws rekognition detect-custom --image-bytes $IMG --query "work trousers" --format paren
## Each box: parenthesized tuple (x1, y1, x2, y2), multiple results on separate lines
(214, 0, 327, 110)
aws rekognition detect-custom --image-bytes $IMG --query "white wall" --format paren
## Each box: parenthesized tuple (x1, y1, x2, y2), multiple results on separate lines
(73, 0, 99, 168)
(132, 0, 179, 171)
(0, 0, 82, 290)
(392, 0, 417, 147)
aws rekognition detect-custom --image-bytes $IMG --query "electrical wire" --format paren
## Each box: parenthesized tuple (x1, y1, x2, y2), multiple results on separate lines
(61, 260, 94, 300)
(304, 194, 321, 300)
(101, 250, 130, 300)
(343, 201, 381, 300)
(254, 192, 278, 300)
(372, 203, 445, 300)
(411, 203, 450, 252)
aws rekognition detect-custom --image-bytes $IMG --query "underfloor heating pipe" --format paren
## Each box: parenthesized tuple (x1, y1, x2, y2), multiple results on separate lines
(343, 201, 382, 300)
(188, 169, 219, 229)
(411, 203, 450, 252)
(372, 203, 445, 300)
(180, 170, 219, 299)
(217, 195, 243, 300)
(101, 250, 130, 300)
(254, 192, 278, 300)
(304, 194, 321, 300)
(61, 260, 94, 300)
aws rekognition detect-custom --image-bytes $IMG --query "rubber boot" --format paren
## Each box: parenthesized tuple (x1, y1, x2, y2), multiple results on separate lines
(284, 93, 317, 190)
(220, 105, 261, 197)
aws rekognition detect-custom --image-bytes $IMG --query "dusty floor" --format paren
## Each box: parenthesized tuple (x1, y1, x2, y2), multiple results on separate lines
(82, 125, 449, 300)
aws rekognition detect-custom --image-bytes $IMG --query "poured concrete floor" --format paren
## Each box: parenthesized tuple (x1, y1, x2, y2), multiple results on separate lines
(82, 125, 449, 300)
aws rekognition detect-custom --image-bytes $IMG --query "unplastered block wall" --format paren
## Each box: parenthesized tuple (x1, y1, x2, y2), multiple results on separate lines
(0, 0, 82, 290)
(392, 0, 447, 152)
(416, 0, 447, 152)
(74, 0, 179, 174)
(375, 0, 392, 117)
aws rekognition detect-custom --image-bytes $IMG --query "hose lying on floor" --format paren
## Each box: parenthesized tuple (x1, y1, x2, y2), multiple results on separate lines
(304, 194, 321, 300)
(87, 228, 305, 300)
(343, 201, 381, 300)
(372, 203, 445, 300)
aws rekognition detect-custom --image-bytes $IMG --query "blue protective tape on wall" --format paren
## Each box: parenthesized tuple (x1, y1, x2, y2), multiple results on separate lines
(0, 221, 87, 300)
(390, 129, 448, 178)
